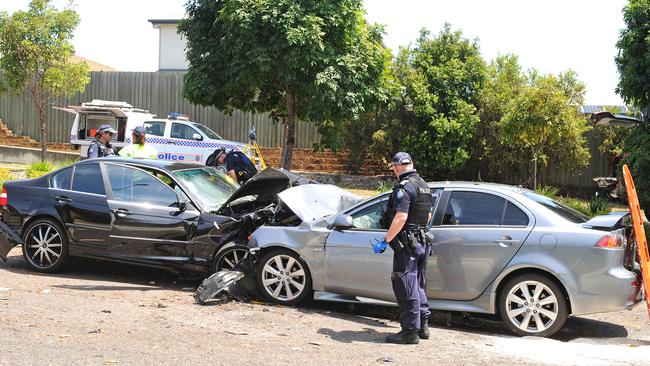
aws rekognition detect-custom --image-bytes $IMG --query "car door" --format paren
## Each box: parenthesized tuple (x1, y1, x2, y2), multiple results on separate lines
(48, 163, 112, 252)
(323, 196, 394, 301)
(427, 189, 534, 300)
(166, 122, 204, 163)
(104, 163, 201, 265)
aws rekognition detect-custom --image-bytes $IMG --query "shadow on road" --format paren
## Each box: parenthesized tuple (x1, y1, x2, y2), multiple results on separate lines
(0, 250, 200, 290)
(317, 327, 390, 344)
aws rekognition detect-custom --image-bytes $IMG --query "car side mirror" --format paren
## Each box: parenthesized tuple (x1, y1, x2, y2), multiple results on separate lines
(332, 214, 353, 230)
(192, 133, 203, 141)
(178, 198, 188, 212)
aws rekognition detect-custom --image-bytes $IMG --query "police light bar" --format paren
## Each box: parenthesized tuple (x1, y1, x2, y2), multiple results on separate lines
(167, 112, 191, 121)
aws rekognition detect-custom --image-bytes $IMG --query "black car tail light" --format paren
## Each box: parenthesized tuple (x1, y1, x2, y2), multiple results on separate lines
(0, 186, 7, 207)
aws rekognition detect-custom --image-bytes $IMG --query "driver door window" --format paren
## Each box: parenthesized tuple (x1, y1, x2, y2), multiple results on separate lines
(106, 165, 178, 207)
(351, 200, 388, 230)
(171, 123, 200, 140)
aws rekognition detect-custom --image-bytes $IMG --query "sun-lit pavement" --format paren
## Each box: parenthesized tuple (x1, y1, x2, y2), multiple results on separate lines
(0, 247, 649, 366)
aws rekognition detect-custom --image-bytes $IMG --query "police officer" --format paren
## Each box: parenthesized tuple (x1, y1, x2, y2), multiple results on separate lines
(381, 152, 433, 345)
(87, 124, 117, 158)
(118, 126, 158, 159)
(206, 148, 258, 184)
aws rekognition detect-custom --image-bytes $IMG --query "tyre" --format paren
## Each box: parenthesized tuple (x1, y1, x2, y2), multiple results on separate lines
(213, 243, 250, 272)
(256, 249, 312, 305)
(498, 273, 568, 337)
(22, 218, 69, 273)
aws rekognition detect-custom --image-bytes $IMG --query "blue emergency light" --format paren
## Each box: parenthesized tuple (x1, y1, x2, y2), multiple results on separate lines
(167, 112, 190, 121)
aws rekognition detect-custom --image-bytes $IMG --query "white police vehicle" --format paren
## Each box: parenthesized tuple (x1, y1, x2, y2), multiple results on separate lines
(60, 100, 245, 162)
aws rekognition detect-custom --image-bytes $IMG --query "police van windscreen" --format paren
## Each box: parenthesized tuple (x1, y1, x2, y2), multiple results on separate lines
(193, 123, 223, 140)
(173, 167, 238, 211)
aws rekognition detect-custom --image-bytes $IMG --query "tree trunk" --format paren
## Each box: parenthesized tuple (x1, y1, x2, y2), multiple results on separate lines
(280, 88, 296, 170)
(531, 154, 538, 191)
(35, 92, 47, 162)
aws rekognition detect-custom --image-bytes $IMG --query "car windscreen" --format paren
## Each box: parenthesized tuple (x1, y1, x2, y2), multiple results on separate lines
(173, 167, 238, 211)
(523, 191, 589, 223)
(192, 123, 223, 140)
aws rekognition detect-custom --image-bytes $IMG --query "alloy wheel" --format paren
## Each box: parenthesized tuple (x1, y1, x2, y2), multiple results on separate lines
(24, 223, 63, 269)
(216, 246, 249, 271)
(261, 254, 307, 302)
(505, 280, 559, 334)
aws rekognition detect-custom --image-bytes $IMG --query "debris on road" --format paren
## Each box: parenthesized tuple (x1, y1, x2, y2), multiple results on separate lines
(377, 356, 395, 363)
(193, 270, 245, 305)
(224, 330, 248, 336)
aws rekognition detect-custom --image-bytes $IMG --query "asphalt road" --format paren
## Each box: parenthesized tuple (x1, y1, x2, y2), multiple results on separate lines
(0, 247, 649, 366)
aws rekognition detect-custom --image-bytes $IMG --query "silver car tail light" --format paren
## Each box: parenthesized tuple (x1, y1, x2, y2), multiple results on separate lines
(594, 230, 626, 249)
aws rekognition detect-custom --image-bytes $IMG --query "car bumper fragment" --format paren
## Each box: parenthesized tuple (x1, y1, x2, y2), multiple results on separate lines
(0, 219, 23, 261)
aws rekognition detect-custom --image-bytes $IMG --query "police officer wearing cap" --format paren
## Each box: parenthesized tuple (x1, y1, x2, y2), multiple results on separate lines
(380, 152, 434, 345)
(87, 124, 117, 159)
(206, 148, 258, 184)
(118, 126, 158, 159)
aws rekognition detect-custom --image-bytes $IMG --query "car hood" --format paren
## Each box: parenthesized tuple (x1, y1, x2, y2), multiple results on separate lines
(218, 168, 291, 211)
(278, 184, 362, 222)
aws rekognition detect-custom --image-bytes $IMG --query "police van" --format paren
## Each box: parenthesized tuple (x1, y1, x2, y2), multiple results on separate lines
(59, 100, 245, 163)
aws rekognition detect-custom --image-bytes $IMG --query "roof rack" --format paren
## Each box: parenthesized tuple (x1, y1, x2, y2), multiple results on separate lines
(76, 100, 150, 113)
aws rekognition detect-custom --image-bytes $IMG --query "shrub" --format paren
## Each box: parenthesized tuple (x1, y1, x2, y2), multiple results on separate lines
(26, 161, 54, 179)
(0, 168, 14, 190)
(536, 185, 560, 198)
(589, 196, 612, 216)
(376, 180, 393, 193)
(558, 197, 592, 217)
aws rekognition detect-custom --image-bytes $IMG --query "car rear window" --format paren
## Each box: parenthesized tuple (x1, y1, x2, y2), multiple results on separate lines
(51, 167, 73, 190)
(523, 191, 589, 223)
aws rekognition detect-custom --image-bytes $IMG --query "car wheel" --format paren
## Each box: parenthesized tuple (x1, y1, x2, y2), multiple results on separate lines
(498, 273, 568, 337)
(213, 243, 250, 272)
(256, 249, 312, 305)
(22, 218, 69, 273)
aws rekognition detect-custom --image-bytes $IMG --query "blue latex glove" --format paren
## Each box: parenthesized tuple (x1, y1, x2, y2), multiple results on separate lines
(371, 238, 388, 254)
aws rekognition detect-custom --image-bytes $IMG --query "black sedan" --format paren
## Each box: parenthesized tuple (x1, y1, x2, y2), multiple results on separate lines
(0, 158, 300, 274)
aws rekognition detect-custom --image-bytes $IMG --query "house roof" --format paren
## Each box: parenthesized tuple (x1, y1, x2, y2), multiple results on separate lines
(70, 55, 117, 72)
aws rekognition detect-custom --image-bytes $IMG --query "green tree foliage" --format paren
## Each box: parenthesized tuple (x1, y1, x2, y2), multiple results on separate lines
(500, 71, 591, 189)
(369, 25, 486, 179)
(0, 0, 90, 161)
(615, 0, 650, 107)
(616, 0, 650, 211)
(178, 0, 390, 169)
(622, 123, 650, 209)
(472, 54, 527, 181)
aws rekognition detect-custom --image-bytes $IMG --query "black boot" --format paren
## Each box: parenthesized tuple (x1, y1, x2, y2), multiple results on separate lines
(419, 317, 430, 339)
(386, 329, 419, 344)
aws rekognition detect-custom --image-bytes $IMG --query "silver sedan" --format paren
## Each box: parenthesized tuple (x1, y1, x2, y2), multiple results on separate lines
(245, 182, 642, 337)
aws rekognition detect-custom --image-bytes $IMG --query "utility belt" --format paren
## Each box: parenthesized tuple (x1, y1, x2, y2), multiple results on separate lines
(390, 226, 432, 252)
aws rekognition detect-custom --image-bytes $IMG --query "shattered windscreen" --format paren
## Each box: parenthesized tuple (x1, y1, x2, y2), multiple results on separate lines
(173, 167, 239, 211)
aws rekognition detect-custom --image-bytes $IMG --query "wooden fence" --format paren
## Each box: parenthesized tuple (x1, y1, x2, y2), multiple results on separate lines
(0, 71, 321, 148)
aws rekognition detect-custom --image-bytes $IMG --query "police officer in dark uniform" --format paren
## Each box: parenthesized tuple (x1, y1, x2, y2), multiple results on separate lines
(206, 148, 258, 184)
(87, 124, 117, 159)
(381, 152, 434, 345)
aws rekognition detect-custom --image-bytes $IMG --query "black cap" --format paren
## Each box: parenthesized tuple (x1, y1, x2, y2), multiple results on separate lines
(132, 126, 146, 136)
(215, 148, 227, 159)
(98, 124, 117, 134)
(391, 152, 413, 166)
